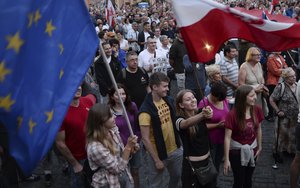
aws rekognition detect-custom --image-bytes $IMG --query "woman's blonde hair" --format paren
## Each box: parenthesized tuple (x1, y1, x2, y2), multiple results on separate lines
(245, 47, 260, 62)
(205, 64, 220, 81)
(281, 67, 294, 79)
(86, 103, 117, 155)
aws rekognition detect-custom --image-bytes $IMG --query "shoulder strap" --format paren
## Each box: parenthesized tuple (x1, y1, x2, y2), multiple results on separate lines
(122, 68, 126, 80)
(280, 82, 285, 98)
(139, 67, 146, 75)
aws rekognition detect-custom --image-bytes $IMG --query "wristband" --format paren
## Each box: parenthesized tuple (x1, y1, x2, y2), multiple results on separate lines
(277, 110, 282, 115)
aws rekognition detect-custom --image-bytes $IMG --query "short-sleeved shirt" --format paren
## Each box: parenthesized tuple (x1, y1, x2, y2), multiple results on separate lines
(139, 99, 177, 155)
(220, 57, 239, 96)
(60, 95, 96, 160)
(176, 115, 210, 157)
(116, 68, 149, 108)
(198, 98, 230, 144)
(224, 106, 264, 145)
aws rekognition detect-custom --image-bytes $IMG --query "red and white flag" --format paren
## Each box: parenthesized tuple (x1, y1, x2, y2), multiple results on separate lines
(172, 0, 300, 63)
(106, 0, 115, 27)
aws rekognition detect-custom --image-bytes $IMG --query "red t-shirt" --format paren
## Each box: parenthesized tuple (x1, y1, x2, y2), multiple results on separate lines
(225, 106, 264, 145)
(60, 94, 96, 160)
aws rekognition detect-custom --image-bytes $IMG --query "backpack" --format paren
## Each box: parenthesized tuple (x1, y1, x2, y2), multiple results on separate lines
(121, 67, 147, 80)
(82, 160, 101, 188)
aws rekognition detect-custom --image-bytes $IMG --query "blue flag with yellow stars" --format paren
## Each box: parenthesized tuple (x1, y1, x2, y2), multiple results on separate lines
(0, 0, 98, 175)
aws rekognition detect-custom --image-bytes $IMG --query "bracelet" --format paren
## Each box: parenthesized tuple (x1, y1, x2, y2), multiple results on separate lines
(277, 110, 282, 114)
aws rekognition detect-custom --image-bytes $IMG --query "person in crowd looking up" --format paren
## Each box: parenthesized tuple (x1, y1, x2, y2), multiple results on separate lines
(269, 68, 298, 163)
(220, 44, 239, 97)
(86, 103, 138, 188)
(117, 51, 150, 108)
(239, 47, 269, 116)
(265, 52, 288, 121)
(169, 28, 187, 91)
(175, 89, 215, 187)
(94, 42, 122, 101)
(139, 72, 182, 188)
(198, 82, 229, 177)
(56, 86, 96, 188)
(108, 84, 141, 188)
(224, 85, 263, 188)
(138, 22, 154, 52)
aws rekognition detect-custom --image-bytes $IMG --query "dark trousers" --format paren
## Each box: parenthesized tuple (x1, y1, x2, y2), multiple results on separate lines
(266, 85, 276, 117)
(230, 152, 255, 188)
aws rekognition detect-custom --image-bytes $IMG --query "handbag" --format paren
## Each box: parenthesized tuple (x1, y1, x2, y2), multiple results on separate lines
(187, 156, 218, 186)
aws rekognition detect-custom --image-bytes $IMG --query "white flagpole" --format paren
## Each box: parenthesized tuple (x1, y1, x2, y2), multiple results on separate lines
(98, 44, 134, 136)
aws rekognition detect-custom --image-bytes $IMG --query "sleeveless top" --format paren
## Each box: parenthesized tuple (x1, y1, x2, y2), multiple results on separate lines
(242, 62, 266, 113)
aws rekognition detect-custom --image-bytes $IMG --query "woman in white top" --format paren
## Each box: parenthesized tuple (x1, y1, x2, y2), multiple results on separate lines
(117, 31, 129, 51)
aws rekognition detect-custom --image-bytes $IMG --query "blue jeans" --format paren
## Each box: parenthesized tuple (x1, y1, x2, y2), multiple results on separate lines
(146, 147, 183, 188)
(69, 159, 85, 188)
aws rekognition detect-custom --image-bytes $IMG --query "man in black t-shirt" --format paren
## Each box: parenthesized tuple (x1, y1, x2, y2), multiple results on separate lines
(117, 51, 150, 108)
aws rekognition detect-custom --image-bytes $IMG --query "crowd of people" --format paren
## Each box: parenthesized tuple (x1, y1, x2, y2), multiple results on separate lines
(1, 0, 300, 188)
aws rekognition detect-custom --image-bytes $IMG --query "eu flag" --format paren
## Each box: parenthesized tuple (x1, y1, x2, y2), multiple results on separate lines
(0, 0, 98, 175)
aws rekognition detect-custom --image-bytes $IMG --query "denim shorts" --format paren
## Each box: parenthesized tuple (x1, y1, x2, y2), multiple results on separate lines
(296, 123, 300, 154)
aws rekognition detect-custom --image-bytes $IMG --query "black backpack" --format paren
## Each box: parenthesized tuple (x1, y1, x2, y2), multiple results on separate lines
(82, 160, 101, 188)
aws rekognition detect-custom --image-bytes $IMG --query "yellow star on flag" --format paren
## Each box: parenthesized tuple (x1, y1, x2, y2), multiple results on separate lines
(29, 118, 37, 134)
(0, 61, 12, 82)
(45, 110, 54, 123)
(27, 12, 34, 28)
(0, 94, 15, 112)
(58, 43, 64, 55)
(34, 9, 42, 25)
(45, 20, 56, 37)
(5, 31, 25, 54)
(59, 69, 64, 79)
(17, 116, 23, 130)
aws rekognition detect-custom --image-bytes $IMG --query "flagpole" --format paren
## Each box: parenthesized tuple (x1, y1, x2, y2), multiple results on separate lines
(286, 50, 297, 67)
(98, 44, 134, 136)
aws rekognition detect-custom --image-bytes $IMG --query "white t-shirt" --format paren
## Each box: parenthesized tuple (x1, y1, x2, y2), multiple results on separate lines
(138, 49, 169, 75)
(119, 39, 129, 51)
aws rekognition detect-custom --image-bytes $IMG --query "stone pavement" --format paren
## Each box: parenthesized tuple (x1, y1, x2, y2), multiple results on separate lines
(21, 119, 296, 188)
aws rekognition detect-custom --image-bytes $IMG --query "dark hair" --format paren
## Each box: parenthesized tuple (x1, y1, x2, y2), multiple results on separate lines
(109, 38, 120, 46)
(115, 30, 123, 36)
(149, 72, 170, 89)
(234, 85, 258, 131)
(210, 81, 227, 101)
(126, 51, 137, 61)
(143, 21, 150, 27)
(224, 44, 237, 56)
(98, 31, 105, 39)
(108, 84, 134, 113)
(101, 42, 110, 47)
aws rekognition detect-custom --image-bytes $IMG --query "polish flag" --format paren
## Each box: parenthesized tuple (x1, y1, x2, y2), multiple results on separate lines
(172, 0, 300, 63)
(106, 0, 115, 27)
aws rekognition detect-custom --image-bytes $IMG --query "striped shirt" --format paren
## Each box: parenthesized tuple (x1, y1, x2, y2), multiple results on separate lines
(220, 57, 239, 96)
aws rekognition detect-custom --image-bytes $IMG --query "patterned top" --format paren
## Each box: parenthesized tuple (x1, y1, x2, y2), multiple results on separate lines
(87, 127, 133, 188)
(271, 82, 298, 119)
